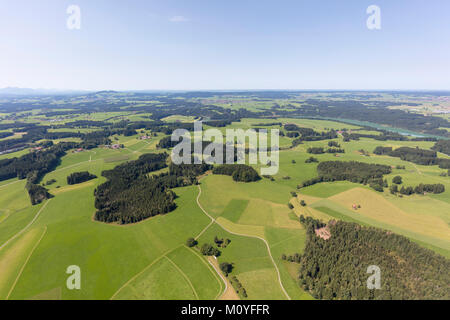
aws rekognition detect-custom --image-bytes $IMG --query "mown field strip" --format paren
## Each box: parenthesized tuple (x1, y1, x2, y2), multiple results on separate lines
(6, 226, 47, 300)
(52, 159, 102, 173)
(195, 181, 291, 300)
(165, 256, 199, 300)
(185, 246, 225, 300)
(0, 200, 50, 252)
(109, 245, 181, 300)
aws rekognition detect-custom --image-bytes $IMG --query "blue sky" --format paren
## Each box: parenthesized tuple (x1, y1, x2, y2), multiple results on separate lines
(0, 0, 449, 90)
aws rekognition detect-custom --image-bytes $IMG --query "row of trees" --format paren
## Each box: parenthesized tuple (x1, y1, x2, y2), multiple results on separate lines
(374, 146, 450, 168)
(307, 147, 345, 154)
(305, 156, 319, 163)
(298, 161, 392, 189)
(390, 183, 445, 195)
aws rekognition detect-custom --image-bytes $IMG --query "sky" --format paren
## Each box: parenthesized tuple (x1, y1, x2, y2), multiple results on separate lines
(0, 0, 449, 91)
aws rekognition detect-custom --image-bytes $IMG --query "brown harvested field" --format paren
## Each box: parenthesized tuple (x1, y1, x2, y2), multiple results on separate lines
(30, 287, 62, 300)
(291, 195, 331, 221)
(296, 194, 322, 206)
(328, 187, 450, 241)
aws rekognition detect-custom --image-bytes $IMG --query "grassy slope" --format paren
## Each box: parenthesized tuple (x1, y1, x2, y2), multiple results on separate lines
(1, 116, 449, 299)
(198, 175, 312, 300)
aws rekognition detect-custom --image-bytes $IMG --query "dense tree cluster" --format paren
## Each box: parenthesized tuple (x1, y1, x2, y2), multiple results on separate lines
(296, 217, 450, 300)
(214, 236, 231, 248)
(157, 136, 178, 149)
(25, 181, 52, 205)
(186, 238, 198, 247)
(67, 171, 97, 185)
(212, 164, 261, 182)
(307, 147, 325, 154)
(284, 124, 339, 146)
(299, 161, 392, 189)
(391, 183, 445, 195)
(327, 148, 345, 154)
(328, 141, 340, 147)
(392, 176, 402, 184)
(200, 243, 221, 257)
(286, 131, 299, 138)
(373, 146, 450, 168)
(0, 142, 80, 203)
(307, 147, 344, 154)
(305, 156, 319, 163)
(432, 140, 450, 156)
(0, 132, 13, 139)
(219, 262, 233, 275)
(342, 131, 411, 142)
(94, 153, 212, 224)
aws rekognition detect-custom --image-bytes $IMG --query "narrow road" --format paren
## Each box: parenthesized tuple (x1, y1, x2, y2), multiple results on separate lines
(0, 179, 21, 189)
(207, 257, 228, 299)
(195, 181, 291, 300)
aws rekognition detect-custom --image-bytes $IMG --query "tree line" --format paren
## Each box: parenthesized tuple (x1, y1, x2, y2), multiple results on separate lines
(374, 146, 450, 169)
(432, 140, 450, 156)
(307, 147, 345, 154)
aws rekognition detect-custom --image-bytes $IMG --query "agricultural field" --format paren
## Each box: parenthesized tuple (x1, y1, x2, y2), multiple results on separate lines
(0, 91, 449, 300)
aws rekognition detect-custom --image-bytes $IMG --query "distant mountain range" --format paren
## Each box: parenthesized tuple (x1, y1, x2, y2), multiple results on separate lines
(0, 87, 90, 96)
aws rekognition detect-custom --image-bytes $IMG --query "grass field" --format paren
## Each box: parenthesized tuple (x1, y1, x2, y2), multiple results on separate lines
(197, 175, 313, 299)
(1, 116, 449, 299)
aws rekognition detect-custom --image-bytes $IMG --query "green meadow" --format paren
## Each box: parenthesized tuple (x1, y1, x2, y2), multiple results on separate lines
(0, 116, 449, 300)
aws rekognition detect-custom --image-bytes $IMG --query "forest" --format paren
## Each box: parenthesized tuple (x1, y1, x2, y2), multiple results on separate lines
(1, 90, 450, 138)
(373, 146, 450, 168)
(432, 140, 450, 156)
(67, 171, 97, 185)
(212, 164, 261, 182)
(94, 153, 212, 224)
(0, 141, 80, 204)
(299, 161, 392, 190)
(295, 217, 450, 300)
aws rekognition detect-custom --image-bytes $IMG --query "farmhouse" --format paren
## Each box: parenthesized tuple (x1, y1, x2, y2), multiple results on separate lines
(315, 226, 331, 240)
